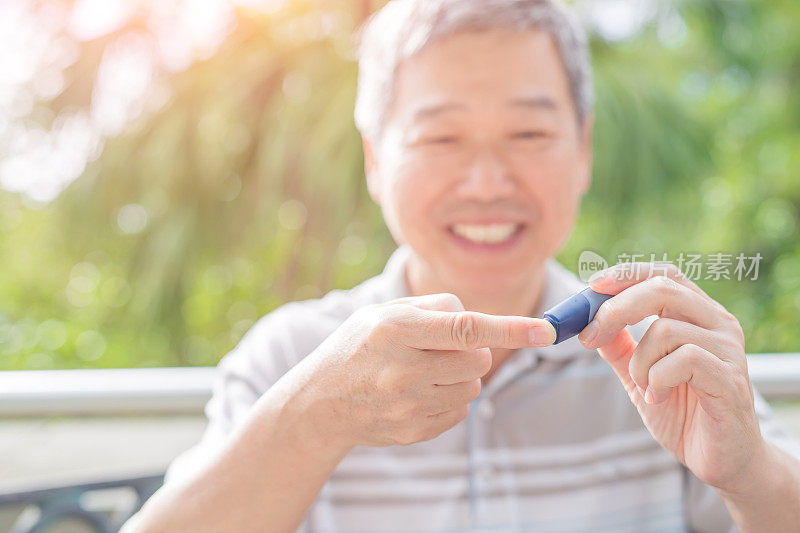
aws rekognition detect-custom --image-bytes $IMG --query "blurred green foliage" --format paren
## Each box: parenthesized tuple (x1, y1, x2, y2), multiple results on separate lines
(0, 0, 798, 369)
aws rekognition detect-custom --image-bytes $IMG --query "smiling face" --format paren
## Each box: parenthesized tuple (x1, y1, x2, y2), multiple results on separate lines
(364, 28, 593, 297)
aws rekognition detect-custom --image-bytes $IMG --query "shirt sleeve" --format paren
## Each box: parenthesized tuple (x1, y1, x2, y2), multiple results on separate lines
(685, 385, 800, 532)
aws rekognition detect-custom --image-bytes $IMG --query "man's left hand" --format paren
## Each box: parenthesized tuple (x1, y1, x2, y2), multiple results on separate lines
(577, 262, 766, 496)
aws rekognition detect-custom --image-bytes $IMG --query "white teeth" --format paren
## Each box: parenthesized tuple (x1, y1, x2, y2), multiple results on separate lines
(451, 223, 520, 244)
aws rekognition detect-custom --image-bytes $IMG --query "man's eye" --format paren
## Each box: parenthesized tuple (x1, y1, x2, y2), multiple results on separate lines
(422, 136, 459, 145)
(512, 131, 547, 140)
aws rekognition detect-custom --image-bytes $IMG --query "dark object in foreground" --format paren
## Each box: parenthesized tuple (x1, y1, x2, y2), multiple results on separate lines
(0, 474, 163, 533)
(543, 287, 613, 344)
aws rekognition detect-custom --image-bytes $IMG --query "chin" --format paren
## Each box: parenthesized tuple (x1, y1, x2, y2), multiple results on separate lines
(444, 262, 531, 296)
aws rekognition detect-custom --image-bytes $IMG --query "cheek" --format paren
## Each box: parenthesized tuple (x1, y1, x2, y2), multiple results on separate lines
(518, 145, 585, 240)
(530, 140, 584, 198)
(384, 160, 445, 241)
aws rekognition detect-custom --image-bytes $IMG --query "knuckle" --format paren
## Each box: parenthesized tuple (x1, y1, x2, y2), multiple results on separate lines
(384, 302, 415, 322)
(682, 344, 703, 366)
(723, 312, 745, 343)
(719, 333, 743, 356)
(684, 344, 713, 372)
(439, 292, 464, 311)
(650, 317, 674, 339)
(499, 322, 513, 347)
(654, 275, 680, 296)
(666, 263, 687, 281)
(728, 365, 751, 396)
(370, 310, 407, 341)
(450, 312, 480, 348)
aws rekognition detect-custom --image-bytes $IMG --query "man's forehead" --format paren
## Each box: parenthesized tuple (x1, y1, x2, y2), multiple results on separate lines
(390, 30, 571, 122)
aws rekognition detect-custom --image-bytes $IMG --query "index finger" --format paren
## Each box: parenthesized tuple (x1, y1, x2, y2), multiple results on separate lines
(580, 275, 725, 350)
(401, 308, 556, 350)
(590, 262, 711, 301)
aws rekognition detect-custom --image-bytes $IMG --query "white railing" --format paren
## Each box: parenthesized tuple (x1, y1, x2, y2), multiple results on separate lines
(0, 354, 799, 416)
(0, 366, 215, 416)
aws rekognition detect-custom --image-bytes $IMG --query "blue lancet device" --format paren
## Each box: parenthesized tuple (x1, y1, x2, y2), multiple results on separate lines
(542, 287, 613, 344)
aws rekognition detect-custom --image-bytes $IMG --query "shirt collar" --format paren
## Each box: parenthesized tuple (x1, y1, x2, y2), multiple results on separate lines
(380, 244, 414, 301)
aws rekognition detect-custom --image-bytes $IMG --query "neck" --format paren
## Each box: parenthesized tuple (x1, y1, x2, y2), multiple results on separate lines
(405, 255, 547, 317)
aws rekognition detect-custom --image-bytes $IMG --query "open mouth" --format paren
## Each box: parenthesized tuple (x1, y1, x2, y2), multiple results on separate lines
(448, 222, 525, 248)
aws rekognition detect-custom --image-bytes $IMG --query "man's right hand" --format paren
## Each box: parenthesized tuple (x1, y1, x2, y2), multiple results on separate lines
(293, 293, 556, 449)
(126, 294, 556, 533)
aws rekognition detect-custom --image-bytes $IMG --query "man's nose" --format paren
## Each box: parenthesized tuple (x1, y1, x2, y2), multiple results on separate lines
(455, 147, 515, 200)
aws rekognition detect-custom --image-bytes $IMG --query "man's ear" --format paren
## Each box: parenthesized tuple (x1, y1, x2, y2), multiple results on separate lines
(577, 113, 594, 195)
(362, 137, 382, 205)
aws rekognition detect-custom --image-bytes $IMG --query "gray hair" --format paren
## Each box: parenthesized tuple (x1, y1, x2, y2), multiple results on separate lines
(354, 0, 593, 141)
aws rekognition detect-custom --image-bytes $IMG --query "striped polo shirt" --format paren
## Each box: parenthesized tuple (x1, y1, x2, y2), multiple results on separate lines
(161, 245, 800, 532)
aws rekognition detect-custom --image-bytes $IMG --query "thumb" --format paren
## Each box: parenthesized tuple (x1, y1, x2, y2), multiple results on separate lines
(596, 328, 638, 391)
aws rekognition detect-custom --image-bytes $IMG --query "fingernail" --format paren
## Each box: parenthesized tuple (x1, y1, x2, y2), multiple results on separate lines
(578, 320, 599, 346)
(644, 386, 655, 404)
(529, 323, 556, 345)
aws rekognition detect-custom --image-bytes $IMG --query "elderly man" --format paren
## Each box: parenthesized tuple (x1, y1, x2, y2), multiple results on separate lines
(126, 0, 800, 531)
